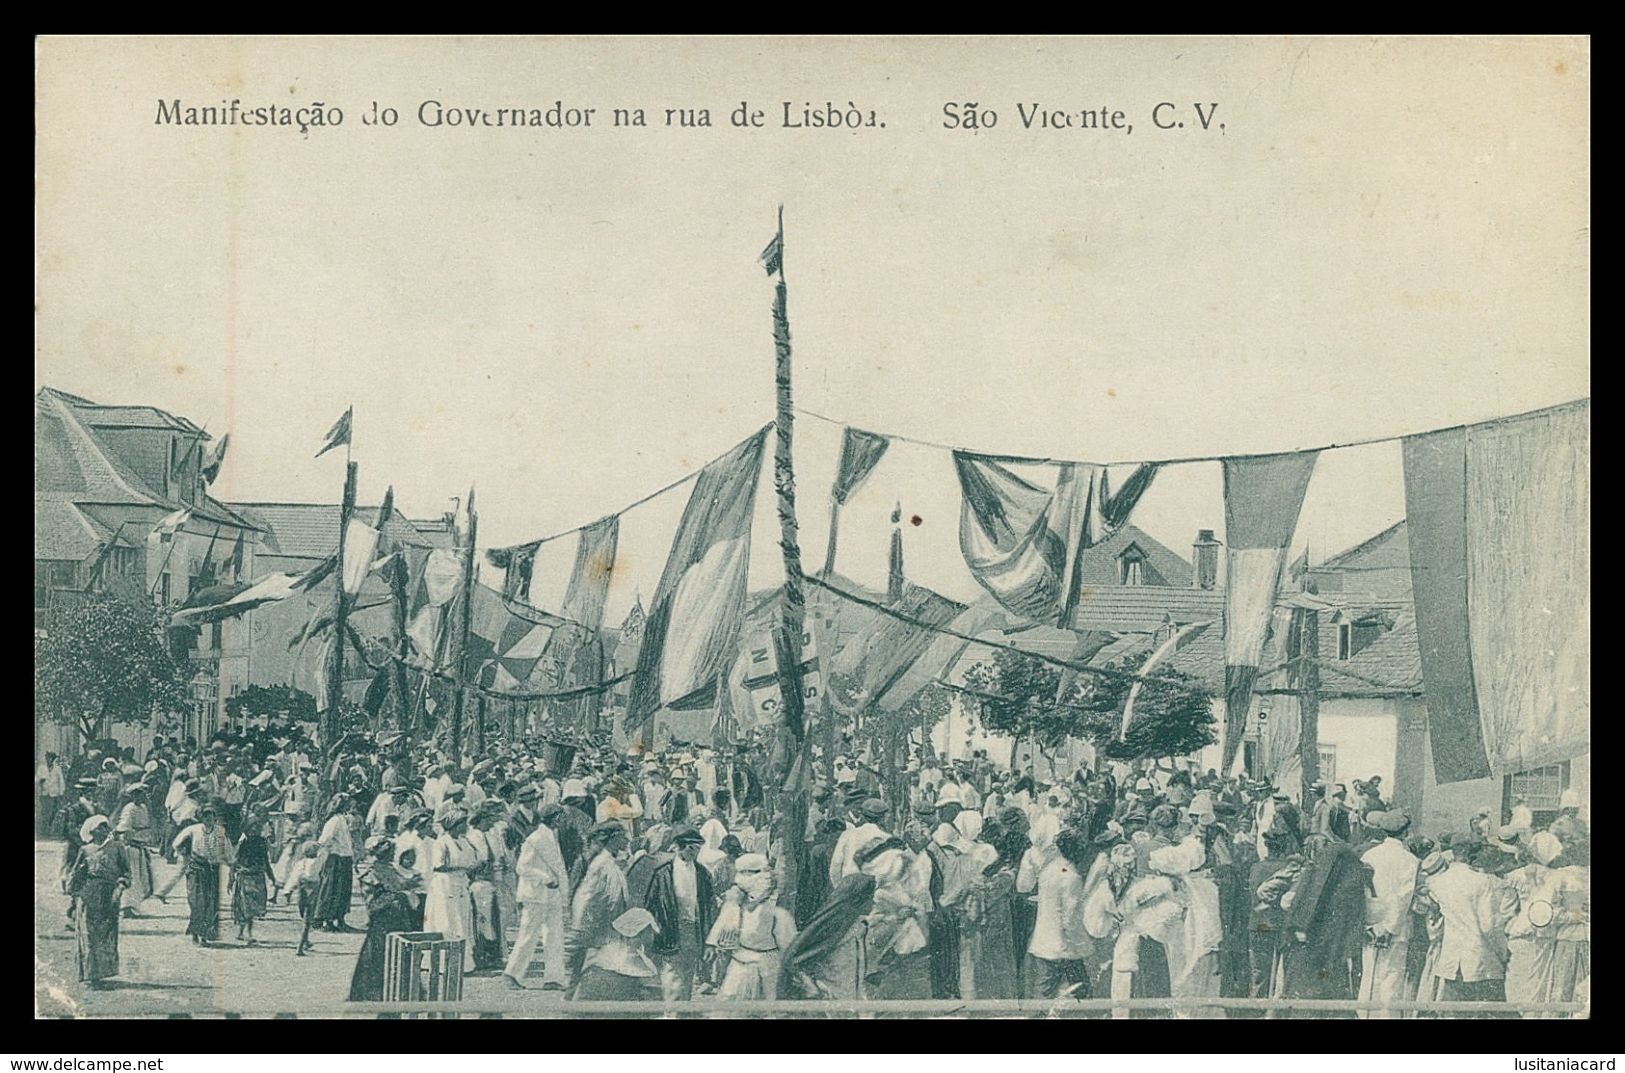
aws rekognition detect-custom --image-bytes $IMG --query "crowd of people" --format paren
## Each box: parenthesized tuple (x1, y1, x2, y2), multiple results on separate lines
(41, 726, 1590, 1016)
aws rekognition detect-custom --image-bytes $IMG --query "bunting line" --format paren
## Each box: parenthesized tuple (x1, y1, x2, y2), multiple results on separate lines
(794, 397, 1590, 469)
(487, 422, 773, 561)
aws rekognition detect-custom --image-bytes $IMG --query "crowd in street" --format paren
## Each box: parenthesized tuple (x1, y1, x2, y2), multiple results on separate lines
(39, 728, 1590, 1015)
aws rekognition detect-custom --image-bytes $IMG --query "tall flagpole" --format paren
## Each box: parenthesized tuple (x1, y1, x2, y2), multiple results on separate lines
(765, 207, 812, 904)
(325, 459, 358, 755)
(449, 486, 479, 764)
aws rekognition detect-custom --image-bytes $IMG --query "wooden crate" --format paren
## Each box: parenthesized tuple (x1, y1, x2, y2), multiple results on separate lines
(383, 931, 465, 1005)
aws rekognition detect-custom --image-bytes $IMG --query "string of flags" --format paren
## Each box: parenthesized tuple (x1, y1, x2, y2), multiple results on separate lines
(185, 374, 1585, 783)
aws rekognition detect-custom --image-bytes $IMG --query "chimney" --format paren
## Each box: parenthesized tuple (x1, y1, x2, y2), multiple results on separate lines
(1193, 529, 1220, 590)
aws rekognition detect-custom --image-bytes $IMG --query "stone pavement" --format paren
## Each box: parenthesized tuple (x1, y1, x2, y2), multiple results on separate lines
(34, 841, 567, 1017)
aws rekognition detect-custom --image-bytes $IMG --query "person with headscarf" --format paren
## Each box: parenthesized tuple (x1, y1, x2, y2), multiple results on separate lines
(707, 853, 797, 1000)
(94, 757, 123, 819)
(564, 822, 631, 988)
(424, 807, 481, 973)
(1357, 810, 1419, 1016)
(573, 907, 663, 1002)
(172, 801, 233, 946)
(1503, 829, 1589, 1015)
(112, 782, 155, 918)
(309, 794, 357, 932)
(347, 835, 426, 1001)
(856, 836, 935, 999)
(229, 808, 276, 945)
(956, 814, 1020, 999)
(66, 815, 129, 989)
(468, 801, 508, 974)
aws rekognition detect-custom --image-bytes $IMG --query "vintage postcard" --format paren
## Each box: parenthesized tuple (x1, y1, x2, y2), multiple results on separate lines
(34, 36, 1589, 1022)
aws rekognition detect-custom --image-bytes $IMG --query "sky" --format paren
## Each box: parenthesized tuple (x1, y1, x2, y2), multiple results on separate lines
(37, 37, 1589, 621)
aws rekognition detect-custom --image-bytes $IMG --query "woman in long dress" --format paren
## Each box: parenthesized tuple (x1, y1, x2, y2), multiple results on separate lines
(230, 810, 275, 945)
(172, 803, 233, 945)
(310, 794, 357, 931)
(67, 816, 129, 989)
(348, 836, 426, 1001)
(424, 808, 479, 971)
(113, 784, 155, 917)
(960, 819, 1020, 999)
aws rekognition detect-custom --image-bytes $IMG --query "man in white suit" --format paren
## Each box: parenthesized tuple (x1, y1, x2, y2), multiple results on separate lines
(503, 812, 570, 990)
(1358, 810, 1419, 1016)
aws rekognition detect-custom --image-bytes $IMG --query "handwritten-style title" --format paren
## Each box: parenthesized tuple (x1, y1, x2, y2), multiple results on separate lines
(154, 99, 1226, 137)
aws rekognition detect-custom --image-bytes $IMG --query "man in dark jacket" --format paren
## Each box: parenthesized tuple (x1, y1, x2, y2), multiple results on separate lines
(1282, 841, 1373, 1014)
(643, 827, 717, 1000)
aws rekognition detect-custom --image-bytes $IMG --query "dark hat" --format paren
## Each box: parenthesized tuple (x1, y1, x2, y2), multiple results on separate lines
(671, 828, 705, 847)
(516, 784, 541, 803)
(1150, 805, 1179, 830)
(860, 798, 889, 821)
(587, 821, 625, 842)
(853, 836, 908, 869)
(184, 779, 201, 794)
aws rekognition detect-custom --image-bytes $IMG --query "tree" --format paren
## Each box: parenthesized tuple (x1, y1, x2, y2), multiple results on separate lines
(35, 595, 191, 744)
(963, 648, 1217, 767)
(224, 684, 318, 726)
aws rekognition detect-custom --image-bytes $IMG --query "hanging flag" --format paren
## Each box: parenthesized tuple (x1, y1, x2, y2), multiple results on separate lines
(465, 585, 567, 691)
(201, 433, 230, 483)
(821, 428, 892, 576)
(222, 531, 247, 581)
(626, 426, 769, 729)
(315, 407, 353, 459)
(822, 586, 973, 716)
(406, 548, 463, 661)
(151, 507, 192, 539)
(1404, 401, 1589, 782)
(341, 518, 381, 596)
(954, 454, 1158, 625)
(1219, 450, 1319, 775)
(561, 515, 620, 631)
(170, 571, 302, 624)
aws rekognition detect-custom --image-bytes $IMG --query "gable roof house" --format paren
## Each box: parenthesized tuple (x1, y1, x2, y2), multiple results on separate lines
(35, 387, 262, 753)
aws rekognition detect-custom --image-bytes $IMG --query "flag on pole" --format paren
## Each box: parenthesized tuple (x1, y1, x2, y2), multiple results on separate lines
(822, 427, 891, 576)
(760, 230, 783, 277)
(626, 426, 769, 729)
(151, 507, 192, 539)
(315, 408, 353, 459)
(201, 434, 230, 483)
(341, 519, 381, 596)
(1219, 450, 1319, 775)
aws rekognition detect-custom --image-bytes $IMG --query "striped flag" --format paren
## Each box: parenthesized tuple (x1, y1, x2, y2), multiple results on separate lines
(626, 426, 769, 729)
(1220, 450, 1319, 775)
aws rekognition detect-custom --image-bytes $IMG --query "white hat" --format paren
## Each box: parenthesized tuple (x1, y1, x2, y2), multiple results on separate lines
(1529, 831, 1563, 866)
(935, 783, 963, 807)
(79, 815, 110, 844)
(611, 907, 659, 938)
(1560, 788, 1582, 810)
(561, 779, 587, 798)
(735, 853, 771, 873)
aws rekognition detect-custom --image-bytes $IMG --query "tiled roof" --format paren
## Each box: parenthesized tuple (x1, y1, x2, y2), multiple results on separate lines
(70, 403, 202, 433)
(35, 498, 109, 561)
(1319, 520, 1409, 570)
(1077, 525, 1194, 588)
(1070, 585, 1225, 634)
(231, 503, 439, 560)
(35, 391, 165, 504)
